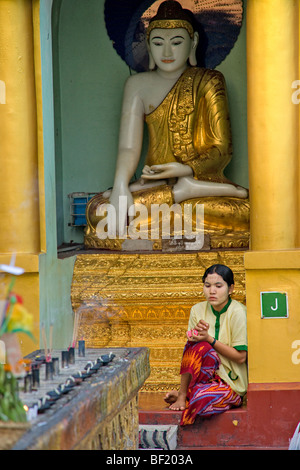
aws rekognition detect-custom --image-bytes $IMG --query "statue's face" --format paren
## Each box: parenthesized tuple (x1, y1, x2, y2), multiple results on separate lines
(149, 27, 193, 73)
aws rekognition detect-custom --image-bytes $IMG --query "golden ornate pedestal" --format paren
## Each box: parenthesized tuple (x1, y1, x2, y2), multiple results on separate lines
(71, 251, 246, 391)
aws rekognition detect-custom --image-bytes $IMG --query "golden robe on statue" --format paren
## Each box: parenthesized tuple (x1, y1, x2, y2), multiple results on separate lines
(146, 67, 231, 181)
(85, 67, 249, 251)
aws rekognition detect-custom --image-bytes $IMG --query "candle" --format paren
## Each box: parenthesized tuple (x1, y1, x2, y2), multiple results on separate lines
(61, 350, 69, 368)
(31, 365, 40, 389)
(45, 361, 53, 380)
(24, 372, 32, 392)
(52, 357, 59, 375)
(68, 347, 75, 364)
(78, 339, 85, 357)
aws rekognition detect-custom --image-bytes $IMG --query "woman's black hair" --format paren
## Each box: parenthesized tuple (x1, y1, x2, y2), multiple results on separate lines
(202, 264, 234, 287)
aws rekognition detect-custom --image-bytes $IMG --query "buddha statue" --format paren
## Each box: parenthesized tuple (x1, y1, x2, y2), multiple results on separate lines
(85, 0, 249, 251)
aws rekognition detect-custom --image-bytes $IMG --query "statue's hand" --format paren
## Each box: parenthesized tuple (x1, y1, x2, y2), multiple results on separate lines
(109, 185, 134, 237)
(141, 162, 193, 180)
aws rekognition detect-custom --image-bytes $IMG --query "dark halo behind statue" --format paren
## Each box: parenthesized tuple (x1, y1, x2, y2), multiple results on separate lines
(104, 0, 243, 72)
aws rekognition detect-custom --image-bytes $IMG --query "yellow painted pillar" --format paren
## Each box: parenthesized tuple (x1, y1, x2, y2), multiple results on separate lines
(0, 0, 44, 354)
(246, 0, 300, 388)
(298, 5, 300, 248)
(247, 0, 299, 251)
(245, 251, 300, 384)
(0, 0, 40, 253)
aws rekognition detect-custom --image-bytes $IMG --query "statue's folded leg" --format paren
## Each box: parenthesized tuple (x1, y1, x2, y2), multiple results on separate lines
(85, 184, 250, 250)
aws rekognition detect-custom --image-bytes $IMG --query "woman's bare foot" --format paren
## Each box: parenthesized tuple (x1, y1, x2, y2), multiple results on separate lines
(164, 390, 178, 405)
(164, 391, 186, 410)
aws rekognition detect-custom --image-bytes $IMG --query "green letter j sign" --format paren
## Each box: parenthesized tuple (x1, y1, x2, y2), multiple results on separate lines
(260, 292, 288, 318)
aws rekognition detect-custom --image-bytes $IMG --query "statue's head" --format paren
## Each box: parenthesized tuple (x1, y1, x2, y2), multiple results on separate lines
(147, 1, 199, 71)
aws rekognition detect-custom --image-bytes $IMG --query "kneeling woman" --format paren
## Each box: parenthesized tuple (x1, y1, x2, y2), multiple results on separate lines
(165, 264, 248, 426)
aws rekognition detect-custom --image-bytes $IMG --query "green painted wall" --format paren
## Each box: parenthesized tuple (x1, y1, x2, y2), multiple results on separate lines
(39, 0, 75, 349)
(53, 0, 248, 245)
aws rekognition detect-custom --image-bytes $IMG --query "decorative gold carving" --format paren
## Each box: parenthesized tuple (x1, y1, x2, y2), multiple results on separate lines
(71, 251, 246, 391)
(147, 19, 194, 39)
(84, 231, 249, 251)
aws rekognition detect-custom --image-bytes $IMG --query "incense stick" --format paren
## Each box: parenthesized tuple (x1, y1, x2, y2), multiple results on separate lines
(41, 324, 48, 361)
(49, 322, 53, 357)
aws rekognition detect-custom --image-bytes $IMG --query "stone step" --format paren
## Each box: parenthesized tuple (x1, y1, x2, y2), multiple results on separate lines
(139, 425, 178, 450)
(138, 392, 291, 450)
